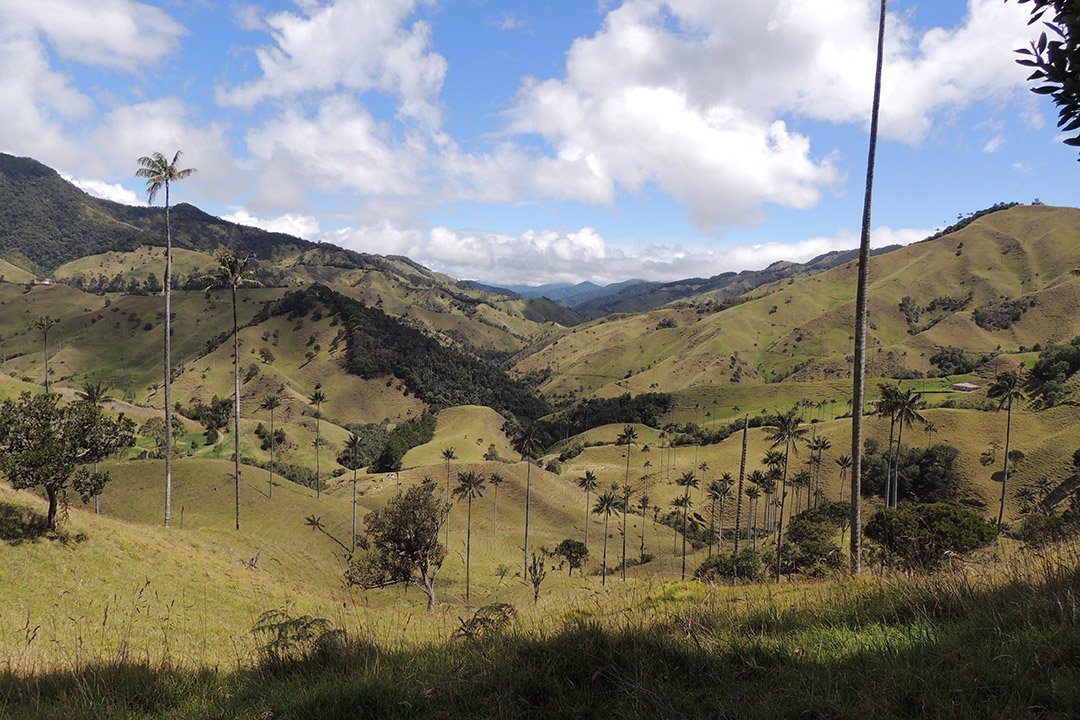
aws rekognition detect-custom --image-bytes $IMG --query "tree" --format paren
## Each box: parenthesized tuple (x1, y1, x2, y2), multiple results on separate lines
(924, 420, 938, 448)
(339, 433, 366, 550)
(734, 415, 749, 554)
(77, 381, 114, 514)
(527, 550, 549, 605)
(806, 435, 831, 509)
(638, 491, 651, 562)
(206, 247, 261, 531)
(441, 447, 456, 546)
(260, 395, 282, 499)
(33, 316, 57, 393)
(849, 0, 887, 573)
(554, 538, 588, 576)
(308, 387, 327, 499)
(617, 424, 638, 491)
(707, 474, 734, 555)
(512, 421, 543, 574)
(746, 485, 762, 549)
(835, 455, 852, 502)
(889, 389, 925, 509)
(488, 472, 504, 535)
(620, 483, 634, 581)
(453, 470, 486, 605)
(577, 470, 598, 551)
(766, 409, 807, 581)
(347, 485, 447, 612)
(675, 471, 699, 580)
(0, 392, 136, 530)
(1015, 1, 1080, 152)
(988, 369, 1027, 529)
(593, 487, 619, 585)
(136, 150, 196, 528)
(875, 384, 903, 510)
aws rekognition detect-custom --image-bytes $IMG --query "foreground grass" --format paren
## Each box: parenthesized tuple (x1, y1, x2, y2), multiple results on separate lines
(3, 544, 1078, 719)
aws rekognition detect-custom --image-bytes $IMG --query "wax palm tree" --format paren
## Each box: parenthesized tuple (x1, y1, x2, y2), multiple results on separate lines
(638, 491, 650, 562)
(488, 472, 504, 535)
(923, 420, 938, 448)
(889, 389, 925, 508)
(339, 433, 365, 550)
(593, 487, 620, 586)
(308, 387, 327, 499)
(848, 0, 887, 572)
(806, 434, 831, 508)
(441, 447, 456, 546)
(78, 381, 113, 513)
(988, 369, 1027, 529)
(675, 471, 698, 580)
(136, 150, 196, 528)
(577, 470, 599, 551)
(620, 483, 634, 581)
(33, 316, 57, 392)
(746, 485, 762, 549)
(734, 415, 749, 554)
(513, 421, 543, 574)
(453, 470, 486, 605)
(698, 461, 709, 501)
(206, 247, 261, 531)
(875, 384, 903, 508)
(766, 409, 807, 580)
(618, 425, 638, 489)
(706, 475, 733, 555)
(835, 455, 852, 501)
(260, 395, 282, 499)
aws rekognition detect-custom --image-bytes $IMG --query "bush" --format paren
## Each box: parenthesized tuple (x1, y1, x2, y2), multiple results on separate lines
(694, 548, 766, 584)
(1016, 513, 1079, 546)
(864, 503, 997, 570)
(544, 459, 562, 475)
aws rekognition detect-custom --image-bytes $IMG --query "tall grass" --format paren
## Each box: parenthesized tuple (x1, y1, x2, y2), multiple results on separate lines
(3, 542, 1078, 719)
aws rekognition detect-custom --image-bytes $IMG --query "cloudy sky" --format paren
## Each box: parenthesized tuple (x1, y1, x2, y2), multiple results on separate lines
(0, 0, 1073, 285)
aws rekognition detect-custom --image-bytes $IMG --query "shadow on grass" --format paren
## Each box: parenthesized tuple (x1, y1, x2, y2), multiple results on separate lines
(3, 559, 1079, 719)
(0, 501, 51, 545)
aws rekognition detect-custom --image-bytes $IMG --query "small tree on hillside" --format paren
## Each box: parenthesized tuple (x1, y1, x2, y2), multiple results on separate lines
(347, 485, 447, 612)
(0, 392, 136, 530)
(554, 538, 588, 576)
(33, 316, 57, 392)
(338, 433, 366, 550)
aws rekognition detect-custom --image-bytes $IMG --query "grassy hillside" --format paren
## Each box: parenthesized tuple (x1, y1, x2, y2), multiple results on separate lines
(517, 204, 1080, 396)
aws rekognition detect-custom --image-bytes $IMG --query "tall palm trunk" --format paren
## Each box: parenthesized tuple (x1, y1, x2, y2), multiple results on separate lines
(734, 417, 748, 554)
(775, 439, 792, 582)
(93, 460, 100, 514)
(42, 327, 50, 392)
(268, 406, 275, 499)
(163, 185, 174, 527)
(850, 0, 888, 574)
(465, 495, 473, 605)
(718, 495, 726, 553)
(445, 459, 452, 547)
(709, 498, 717, 557)
(621, 498, 628, 582)
(891, 419, 906, 509)
(583, 486, 591, 550)
(492, 483, 498, 535)
(232, 285, 241, 531)
(884, 413, 896, 509)
(997, 397, 1013, 529)
(640, 475, 647, 562)
(601, 511, 609, 586)
(523, 460, 531, 575)
(351, 467, 358, 550)
(314, 411, 321, 499)
(681, 496, 689, 580)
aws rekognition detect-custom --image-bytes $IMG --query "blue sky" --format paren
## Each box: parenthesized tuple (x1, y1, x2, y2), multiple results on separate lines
(0, 0, 1074, 284)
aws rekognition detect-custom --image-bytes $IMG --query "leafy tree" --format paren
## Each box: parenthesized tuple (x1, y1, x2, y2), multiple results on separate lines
(339, 433, 366, 550)
(849, 0, 888, 573)
(592, 487, 619, 585)
(260, 395, 282, 499)
(1015, 1, 1080, 151)
(452, 470, 486, 605)
(554, 538, 588, 576)
(0, 392, 135, 530)
(577, 470, 598, 551)
(527, 550, 549, 605)
(1025, 336, 1080, 407)
(695, 548, 765, 584)
(33, 316, 57, 392)
(864, 503, 997, 571)
(347, 485, 447, 612)
(988, 369, 1027, 529)
(77, 381, 114, 514)
(308, 387, 327, 498)
(135, 150, 196, 528)
(206, 247, 261, 531)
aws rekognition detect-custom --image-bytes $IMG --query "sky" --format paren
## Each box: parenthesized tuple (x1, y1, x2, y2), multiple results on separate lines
(0, 0, 1075, 285)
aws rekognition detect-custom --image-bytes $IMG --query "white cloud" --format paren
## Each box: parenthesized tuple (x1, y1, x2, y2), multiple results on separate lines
(0, 0, 184, 70)
(494, 14, 525, 31)
(222, 209, 321, 240)
(322, 221, 931, 285)
(61, 174, 141, 205)
(983, 135, 1005, 153)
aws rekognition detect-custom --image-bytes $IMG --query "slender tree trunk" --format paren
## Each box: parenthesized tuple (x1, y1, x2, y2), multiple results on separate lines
(93, 460, 100, 514)
(493, 484, 498, 535)
(734, 416, 747, 554)
(718, 496, 725, 553)
(352, 467, 358, 550)
(640, 475, 647, 562)
(709, 498, 716, 557)
(621, 499, 628, 581)
(601, 512, 609, 586)
(775, 440, 791, 582)
(46, 486, 58, 531)
(465, 496, 473, 605)
(997, 398, 1013, 529)
(850, 0, 887, 575)
(233, 286, 241, 532)
(885, 414, 896, 509)
(315, 409, 321, 499)
(163, 185, 173, 527)
(523, 460, 531, 575)
(445, 460, 451, 547)
(268, 407, 275, 500)
(891, 420, 905, 509)
(681, 495, 689, 580)
(583, 487, 590, 550)
(42, 328, 49, 392)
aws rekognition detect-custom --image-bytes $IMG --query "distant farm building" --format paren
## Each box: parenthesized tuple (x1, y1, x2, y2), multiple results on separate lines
(951, 382, 980, 392)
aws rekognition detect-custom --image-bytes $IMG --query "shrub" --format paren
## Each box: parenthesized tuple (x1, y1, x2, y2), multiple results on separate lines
(864, 503, 997, 570)
(694, 548, 766, 584)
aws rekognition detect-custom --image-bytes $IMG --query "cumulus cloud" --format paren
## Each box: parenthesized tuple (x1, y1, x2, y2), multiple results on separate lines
(321, 221, 931, 285)
(222, 209, 322, 240)
(61, 174, 141, 205)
